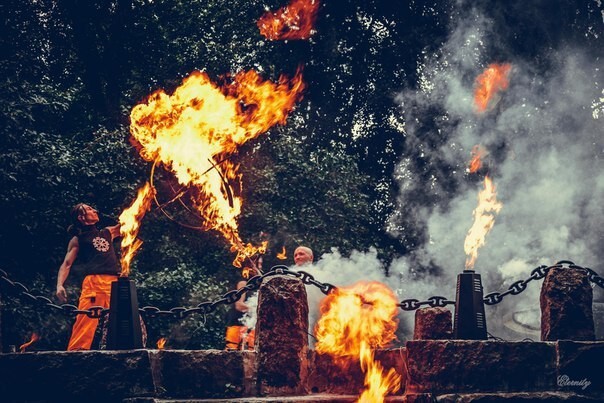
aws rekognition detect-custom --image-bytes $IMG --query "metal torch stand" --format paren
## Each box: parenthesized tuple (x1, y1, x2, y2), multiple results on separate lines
(453, 270, 488, 340)
(107, 276, 143, 349)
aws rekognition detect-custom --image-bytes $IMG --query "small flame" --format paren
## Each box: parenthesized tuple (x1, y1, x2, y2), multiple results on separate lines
(19, 332, 40, 353)
(118, 182, 156, 277)
(157, 337, 167, 350)
(474, 63, 512, 113)
(276, 246, 287, 260)
(130, 68, 304, 268)
(257, 0, 320, 41)
(464, 176, 503, 269)
(315, 282, 401, 401)
(468, 145, 487, 174)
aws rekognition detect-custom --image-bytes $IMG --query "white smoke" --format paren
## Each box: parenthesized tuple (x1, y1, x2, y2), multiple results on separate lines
(388, 3, 604, 339)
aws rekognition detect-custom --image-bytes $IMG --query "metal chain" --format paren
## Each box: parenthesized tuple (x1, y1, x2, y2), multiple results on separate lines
(0, 268, 110, 318)
(483, 260, 604, 306)
(2, 259, 603, 319)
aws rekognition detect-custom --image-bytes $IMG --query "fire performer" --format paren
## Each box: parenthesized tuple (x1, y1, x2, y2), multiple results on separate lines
(55, 203, 121, 351)
(293, 246, 313, 267)
(224, 260, 262, 350)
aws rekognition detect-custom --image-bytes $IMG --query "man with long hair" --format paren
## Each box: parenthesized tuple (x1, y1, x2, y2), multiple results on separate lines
(56, 203, 121, 350)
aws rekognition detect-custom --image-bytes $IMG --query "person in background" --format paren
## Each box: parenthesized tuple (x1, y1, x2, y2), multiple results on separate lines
(224, 258, 262, 350)
(293, 246, 314, 267)
(56, 203, 121, 351)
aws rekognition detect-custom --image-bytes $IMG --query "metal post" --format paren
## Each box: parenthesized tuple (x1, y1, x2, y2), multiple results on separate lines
(106, 276, 143, 349)
(453, 270, 487, 339)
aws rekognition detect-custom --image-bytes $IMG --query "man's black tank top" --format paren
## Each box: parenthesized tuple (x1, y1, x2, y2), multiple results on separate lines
(76, 227, 120, 276)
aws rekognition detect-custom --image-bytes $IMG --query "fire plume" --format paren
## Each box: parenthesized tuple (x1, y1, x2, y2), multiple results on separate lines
(257, 0, 320, 41)
(118, 182, 156, 277)
(315, 282, 401, 401)
(157, 337, 167, 350)
(19, 332, 40, 353)
(474, 63, 512, 113)
(468, 145, 487, 174)
(464, 176, 503, 269)
(276, 246, 287, 260)
(130, 68, 304, 267)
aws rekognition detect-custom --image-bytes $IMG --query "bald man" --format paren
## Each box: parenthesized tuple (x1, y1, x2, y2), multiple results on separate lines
(294, 246, 313, 267)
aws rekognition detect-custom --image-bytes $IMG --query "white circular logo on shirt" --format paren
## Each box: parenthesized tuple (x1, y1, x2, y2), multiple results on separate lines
(92, 236, 110, 252)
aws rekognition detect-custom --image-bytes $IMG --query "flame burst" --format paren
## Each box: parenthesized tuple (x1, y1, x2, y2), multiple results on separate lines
(315, 282, 401, 402)
(258, 0, 320, 41)
(130, 68, 304, 267)
(276, 246, 287, 260)
(474, 63, 512, 113)
(19, 332, 40, 353)
(464, 176, 503, 269)
(118, 182, 156, 277)
(468, 145, 487, 174)
(157, 337, 167, 350)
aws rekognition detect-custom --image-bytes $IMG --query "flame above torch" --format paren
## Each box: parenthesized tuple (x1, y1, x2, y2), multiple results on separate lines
(258, 0, 320, 41)
(464, 175, 503, 269)
(315, 281, 401, 402)
(118, 182, 156, 277)
(130, 68, 305, 268)
(474, 63, 512, 113)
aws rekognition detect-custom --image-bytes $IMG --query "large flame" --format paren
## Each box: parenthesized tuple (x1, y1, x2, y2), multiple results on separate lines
(118, 182, 156, 277)
(19, 332, 40, 353)
(315, 281, 401, 402)
(257, 0, 320, 41)
(464, 176, 503, 269)
(474, 63, 512, 113)
(130, 68, 304, 267)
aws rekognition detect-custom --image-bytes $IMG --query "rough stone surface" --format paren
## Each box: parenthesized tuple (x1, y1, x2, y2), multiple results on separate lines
(0, 350, 157, 401)
(256, 275, 309, 396)
(556, 341, 604, 398)
(405, 340, 557, 394)
(152, 349, 256, 398)
(540, 267, 595, 341)
(307, 348, 406, 395)
(413, 307, 453, 340)
(435, 392, 600, 402)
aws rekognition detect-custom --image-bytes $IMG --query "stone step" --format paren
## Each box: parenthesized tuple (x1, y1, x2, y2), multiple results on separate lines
(124, 392, 601, 403)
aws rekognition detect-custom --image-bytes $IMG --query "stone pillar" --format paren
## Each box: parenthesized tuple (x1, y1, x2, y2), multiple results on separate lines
(540, 267, 595, 341)
(413, 307, 452, 340)
(256, 274, 309, 396)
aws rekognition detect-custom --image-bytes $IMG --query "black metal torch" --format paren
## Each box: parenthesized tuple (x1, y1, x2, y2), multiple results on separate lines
(106, 276, 144, 349)
(453, 269, 488, 339)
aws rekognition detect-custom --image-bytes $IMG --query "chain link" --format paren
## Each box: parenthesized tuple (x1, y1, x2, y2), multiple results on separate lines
(2, 260, 603, 321)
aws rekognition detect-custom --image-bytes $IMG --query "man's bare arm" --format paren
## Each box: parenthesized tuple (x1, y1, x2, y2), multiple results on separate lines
(56, 237, 79, 303)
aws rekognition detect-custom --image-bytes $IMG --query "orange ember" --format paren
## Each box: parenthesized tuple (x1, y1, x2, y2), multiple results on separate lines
(474, 63, 512, 112)
(276, 246, 287, 260)
(118, 182, 156, 277)
(130, 68, 304, 267)
(157, 337, 167, 350)
(464, 176, 503, 269)
(468, 145, 488, 173)
(257, 0, 320, 41)
(315, 281, 401, 401)
(19, 332, 40, 353)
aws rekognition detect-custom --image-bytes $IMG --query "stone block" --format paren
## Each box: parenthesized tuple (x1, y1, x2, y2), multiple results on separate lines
(556, 341, 604, 398)
(0, 350, 156, 401)
(405, 340, 557, 394)
(540, 267, 595, 341)
(413, 307, 453, 340)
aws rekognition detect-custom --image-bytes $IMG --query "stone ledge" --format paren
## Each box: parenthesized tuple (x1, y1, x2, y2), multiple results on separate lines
(405, 340, 557, 394)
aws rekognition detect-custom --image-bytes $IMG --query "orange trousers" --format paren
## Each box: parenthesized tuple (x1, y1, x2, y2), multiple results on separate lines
(67, 274, 117, 351)
(225, 326, 255, 350)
